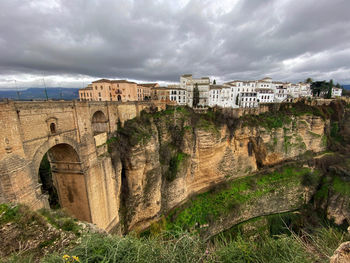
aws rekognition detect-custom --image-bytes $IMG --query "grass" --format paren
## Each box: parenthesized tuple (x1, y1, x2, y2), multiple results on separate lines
(162, 166, 319, 232)
(241, 111, 292, 130)
(2, 204, 348, 263)
(39, 209, 82, 235)
(40, 225, 349, 263)
(165, 152, 189, 181)
(332, 176, 350, 197)
(330, 122, 344, 143)
(44, 231, 207, 263)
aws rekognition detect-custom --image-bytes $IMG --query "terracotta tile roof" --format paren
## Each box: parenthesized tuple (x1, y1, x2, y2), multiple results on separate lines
(92, 79, 111, 83)
(111, 80, 136, 84)
(138, 83, 158, 88)
(152, 86, 171, 90)
(80, 86, 93, 90)
(92, 79, 136, 84)
(210, 85, 226, 90)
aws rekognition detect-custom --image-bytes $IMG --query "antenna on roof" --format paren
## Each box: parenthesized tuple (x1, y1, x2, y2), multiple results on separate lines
(42, 78, 48, 100)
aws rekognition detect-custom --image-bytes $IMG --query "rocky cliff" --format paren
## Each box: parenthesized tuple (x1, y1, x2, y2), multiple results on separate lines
(108, 102, 339, 233)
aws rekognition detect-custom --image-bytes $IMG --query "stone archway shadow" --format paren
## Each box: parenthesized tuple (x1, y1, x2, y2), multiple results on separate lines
(32, 136, 92, 222)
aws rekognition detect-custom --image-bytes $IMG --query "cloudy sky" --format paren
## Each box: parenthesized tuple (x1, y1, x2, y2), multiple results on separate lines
(0, 0, 349, 89)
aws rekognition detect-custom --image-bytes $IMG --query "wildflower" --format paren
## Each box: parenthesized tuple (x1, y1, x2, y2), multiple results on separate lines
(63, 254, 70, 260)
(72, 256, 80, 262)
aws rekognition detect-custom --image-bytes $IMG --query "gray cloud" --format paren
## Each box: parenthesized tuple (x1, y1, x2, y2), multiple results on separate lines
(0, 0, 349, 89)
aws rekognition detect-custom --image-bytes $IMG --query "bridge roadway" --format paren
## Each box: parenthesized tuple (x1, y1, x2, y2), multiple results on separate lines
(0, 100, 165, 231)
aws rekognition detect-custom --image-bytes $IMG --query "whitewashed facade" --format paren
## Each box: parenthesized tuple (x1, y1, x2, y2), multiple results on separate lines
(332, 87, 342, 98)
(208, 85, 236, 108)
(239, 92, 258, 108)
(169, 86, 187, 105)
(256, 88, 274, 103)
(298, 83, 312, 97)
(177, 74, 315, 109)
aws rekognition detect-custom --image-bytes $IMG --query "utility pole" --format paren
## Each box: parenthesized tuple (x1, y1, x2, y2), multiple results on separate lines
(43, 78, 48, 100)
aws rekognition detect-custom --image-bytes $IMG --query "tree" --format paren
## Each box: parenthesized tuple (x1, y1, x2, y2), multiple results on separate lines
(326, 79, 333, 99)
(193, 83, 199, 108)
(213, 79, 216, 85)
(305, 77, 313, 84)
(311, 81, 325, 97)
(235, 95, 239, 106)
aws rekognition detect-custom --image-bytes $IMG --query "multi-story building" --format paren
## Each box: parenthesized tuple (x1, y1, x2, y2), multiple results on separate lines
(180, 74, 210, 107)
(257, 77, 272, 90)
(151, 86, 170, 102)
(79, 84, 93, 101)
(224, 80, 257, 108)
(332, 87, 342, 98)
(209, 84, 237, 108)
(275, 86, 288, 102)
(256, 88, 274, 103)
(137, 83, 159, 101)
(79, 79, 138, 102)
(239, 92, 258, 108)
(298, 83, 312, 97)
(169, 85, 187, 105)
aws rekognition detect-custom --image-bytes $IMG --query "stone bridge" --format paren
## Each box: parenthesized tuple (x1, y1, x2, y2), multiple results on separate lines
(0, 100, 165, 231)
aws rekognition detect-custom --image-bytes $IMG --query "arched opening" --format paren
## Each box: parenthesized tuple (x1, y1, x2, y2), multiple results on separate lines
(117, 95, 122, 101)
(38, 143, 91, 222)
(50, 123, 56, 134)
(92, 110, 108, 135)
(39, 153, 60, 209)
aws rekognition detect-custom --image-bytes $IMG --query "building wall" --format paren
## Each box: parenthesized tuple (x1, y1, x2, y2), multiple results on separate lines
(79, 80, 138, 102)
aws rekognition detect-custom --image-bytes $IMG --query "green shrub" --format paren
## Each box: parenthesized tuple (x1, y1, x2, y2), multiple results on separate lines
(165, 152, 188, 182)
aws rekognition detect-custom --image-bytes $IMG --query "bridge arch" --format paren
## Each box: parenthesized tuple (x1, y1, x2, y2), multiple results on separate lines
(32, 137, 92, 222)
(91, 110, 108, 135)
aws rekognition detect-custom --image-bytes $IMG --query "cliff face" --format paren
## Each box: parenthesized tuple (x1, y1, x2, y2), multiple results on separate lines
(112, 105, 329, 232)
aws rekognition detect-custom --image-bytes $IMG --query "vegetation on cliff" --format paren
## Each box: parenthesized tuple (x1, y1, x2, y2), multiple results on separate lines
(159, 166, 319, 232)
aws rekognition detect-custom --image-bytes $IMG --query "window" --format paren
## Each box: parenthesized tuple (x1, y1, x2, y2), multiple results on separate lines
(50, 123, 56, 134)
(100, 86, 103, 90)
(98, 92, 101, 97)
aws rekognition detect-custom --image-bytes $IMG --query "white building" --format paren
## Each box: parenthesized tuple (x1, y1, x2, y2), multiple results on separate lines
(257, 77, 273, 90)
(180, 74, 210, 107)
(169, 85, 187, 105)
(256, 88, 274, 103)
(332, 87, 342, 98)
(275, 86, 288, 102)
(179, 74, 316, 109)
(298, 83, 312, 97)
(208, 85, 236, 108)
(239, 92, 258, 108)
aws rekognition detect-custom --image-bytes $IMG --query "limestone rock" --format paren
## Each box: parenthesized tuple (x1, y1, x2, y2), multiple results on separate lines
(330, 241, 350, 263)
